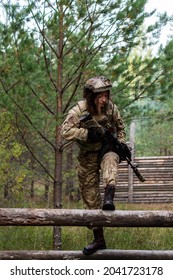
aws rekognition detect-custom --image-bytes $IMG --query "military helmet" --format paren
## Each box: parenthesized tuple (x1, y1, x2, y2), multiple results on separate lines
(84, 76, 112, 93)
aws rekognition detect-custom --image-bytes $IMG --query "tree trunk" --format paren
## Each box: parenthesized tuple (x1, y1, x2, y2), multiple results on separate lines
(44, 179, 49, 202)
(4, 183, 9, 199)
(53, 2, 64, 250)
(30, 180, 34, 198)
(65, 145, 74, 199)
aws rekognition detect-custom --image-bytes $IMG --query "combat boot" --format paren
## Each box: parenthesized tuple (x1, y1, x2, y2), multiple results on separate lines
(102, 184, 115, 210)
(83, 228, 106, 255)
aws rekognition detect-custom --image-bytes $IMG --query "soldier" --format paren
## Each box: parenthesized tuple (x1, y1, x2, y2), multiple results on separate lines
(61, 76, 127, 255)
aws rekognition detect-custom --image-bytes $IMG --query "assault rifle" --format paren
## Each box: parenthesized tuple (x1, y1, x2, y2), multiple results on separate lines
(80, 113, 145, 182)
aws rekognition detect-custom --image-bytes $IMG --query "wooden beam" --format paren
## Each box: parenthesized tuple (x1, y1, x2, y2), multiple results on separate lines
(0, 249, 173, 260)
(1, 208, 173, 227)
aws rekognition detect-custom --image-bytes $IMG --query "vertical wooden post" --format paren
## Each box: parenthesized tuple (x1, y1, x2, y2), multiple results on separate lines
(128, 121, 135, 203)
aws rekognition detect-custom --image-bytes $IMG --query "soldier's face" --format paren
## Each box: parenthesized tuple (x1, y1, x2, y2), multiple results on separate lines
(94, 91, 109, 114)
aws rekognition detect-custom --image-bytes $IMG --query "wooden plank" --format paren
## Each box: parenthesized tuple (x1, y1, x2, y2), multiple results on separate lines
(135, 156, 173, 160)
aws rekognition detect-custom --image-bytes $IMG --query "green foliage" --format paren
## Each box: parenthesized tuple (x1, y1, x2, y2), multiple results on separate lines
(0, 111, 29, 198)
(135, 118, 173, 156)
(0, 0, 172, 202)
(130, 38, 173, 157)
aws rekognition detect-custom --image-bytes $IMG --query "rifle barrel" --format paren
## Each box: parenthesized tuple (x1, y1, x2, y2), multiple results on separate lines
(128, 159, 145, 182)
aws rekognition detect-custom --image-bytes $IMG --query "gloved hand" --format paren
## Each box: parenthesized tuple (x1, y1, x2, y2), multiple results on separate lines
(120, 142, 132, 160)
(87, 127, 103, 142)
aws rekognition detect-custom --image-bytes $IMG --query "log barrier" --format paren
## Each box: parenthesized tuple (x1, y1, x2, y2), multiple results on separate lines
(1, 208, 173, 259)
(1, 208, 173, 227)
(1, 250, 173, 260)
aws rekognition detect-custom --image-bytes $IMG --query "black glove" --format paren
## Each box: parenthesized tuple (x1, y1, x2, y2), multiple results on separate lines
(87, 128, 102, 142)
(119, 142, 132, 161)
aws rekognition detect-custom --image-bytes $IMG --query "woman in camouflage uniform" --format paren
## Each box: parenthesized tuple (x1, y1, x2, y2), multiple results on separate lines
(61, 76, 127, 255)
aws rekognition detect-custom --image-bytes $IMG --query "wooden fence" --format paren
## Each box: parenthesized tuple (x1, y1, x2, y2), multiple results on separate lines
(109, 156, 173, 203)
(1, 208, 173, 260)
(110, 121, 173, 203)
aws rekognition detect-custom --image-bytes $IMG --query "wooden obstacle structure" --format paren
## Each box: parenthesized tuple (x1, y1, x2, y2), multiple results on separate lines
(1, 208, 173, 259)
(107, 156, 173, 203)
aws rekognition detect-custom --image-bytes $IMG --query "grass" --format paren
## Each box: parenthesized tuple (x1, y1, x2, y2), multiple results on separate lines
(1, 200, 173, 251)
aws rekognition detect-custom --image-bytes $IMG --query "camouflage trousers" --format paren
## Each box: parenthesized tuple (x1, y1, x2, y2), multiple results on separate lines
(77, 151, 119, 210)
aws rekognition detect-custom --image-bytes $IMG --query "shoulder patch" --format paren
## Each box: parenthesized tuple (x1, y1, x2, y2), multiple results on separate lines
(77, 100, 88, 115)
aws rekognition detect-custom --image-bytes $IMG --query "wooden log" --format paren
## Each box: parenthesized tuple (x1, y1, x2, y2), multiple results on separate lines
(1, 208, 173, 227)
(135, 156, 173, 160)
(1, 249, 173, 260)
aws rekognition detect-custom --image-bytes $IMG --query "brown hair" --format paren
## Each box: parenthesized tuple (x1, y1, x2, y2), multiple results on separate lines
(83, 88, 110, 115)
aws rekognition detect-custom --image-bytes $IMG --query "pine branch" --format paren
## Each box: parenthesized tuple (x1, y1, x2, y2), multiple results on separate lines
(0, 78, 56, 151)
(15, 115, 54, 181)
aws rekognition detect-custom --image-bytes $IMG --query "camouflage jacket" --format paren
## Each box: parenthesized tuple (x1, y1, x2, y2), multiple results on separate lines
(61, 99, 126, 152)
